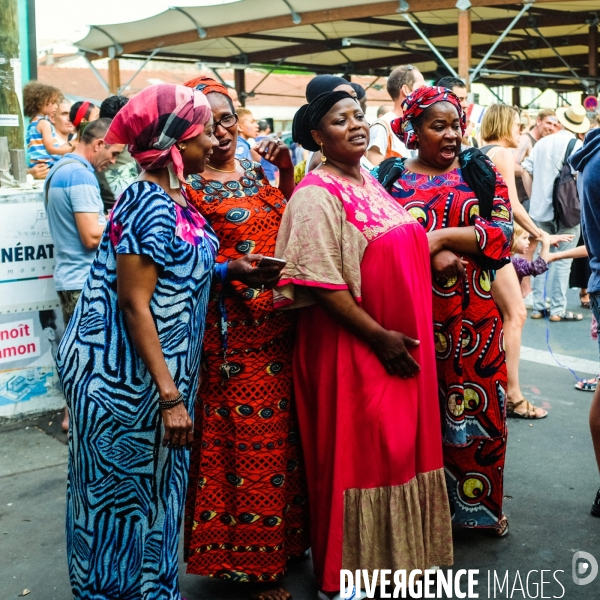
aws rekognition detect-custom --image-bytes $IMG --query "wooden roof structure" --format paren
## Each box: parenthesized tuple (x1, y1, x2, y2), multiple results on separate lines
(75, 0, 600, 100)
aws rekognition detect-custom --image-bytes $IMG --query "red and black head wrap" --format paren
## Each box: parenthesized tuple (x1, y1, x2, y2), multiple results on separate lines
(183, 76, 231, 98)
(391, 85, 466, 149)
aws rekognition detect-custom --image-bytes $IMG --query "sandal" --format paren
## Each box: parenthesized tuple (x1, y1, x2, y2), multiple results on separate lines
(549, 311, 583, 322)
(507, 399, 548, 419)
(580, 291, 591, 309)
(491, 515, 510, 538)
(575, 376, 599, 392)
(530, 309, 549, 319)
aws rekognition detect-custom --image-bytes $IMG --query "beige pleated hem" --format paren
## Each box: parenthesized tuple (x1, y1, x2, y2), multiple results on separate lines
(342, 469, 454, 576)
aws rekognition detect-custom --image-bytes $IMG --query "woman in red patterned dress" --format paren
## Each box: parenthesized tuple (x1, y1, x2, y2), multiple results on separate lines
(379, 87, 513, 536)
(182, 78, 309, 600)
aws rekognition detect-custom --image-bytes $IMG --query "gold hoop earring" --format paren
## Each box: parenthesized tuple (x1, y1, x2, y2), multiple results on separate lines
(178, 143, 187, 151)
(320, 144, 327, 163)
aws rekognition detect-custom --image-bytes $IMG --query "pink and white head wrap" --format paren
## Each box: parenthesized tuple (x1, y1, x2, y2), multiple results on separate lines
(104, 84, 211, 182)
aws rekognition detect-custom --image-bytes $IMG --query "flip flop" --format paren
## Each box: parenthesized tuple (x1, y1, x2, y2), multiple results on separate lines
(549, 311, 583, 322)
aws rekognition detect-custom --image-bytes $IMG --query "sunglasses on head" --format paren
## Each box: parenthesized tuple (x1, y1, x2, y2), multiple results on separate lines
(398, 65, 415, 89)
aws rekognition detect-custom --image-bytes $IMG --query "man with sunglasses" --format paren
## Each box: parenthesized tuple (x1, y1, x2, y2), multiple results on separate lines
(366, 64, 425, 166)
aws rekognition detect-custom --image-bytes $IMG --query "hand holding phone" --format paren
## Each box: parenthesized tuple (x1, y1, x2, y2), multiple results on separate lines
(228, 254, 285, 289)
(258, 256, 287, 269)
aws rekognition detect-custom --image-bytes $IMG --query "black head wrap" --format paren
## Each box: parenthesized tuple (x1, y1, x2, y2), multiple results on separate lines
(349, 82, 366, 100)
(306, 75, 350, 102)
(292, 90, 357, 152)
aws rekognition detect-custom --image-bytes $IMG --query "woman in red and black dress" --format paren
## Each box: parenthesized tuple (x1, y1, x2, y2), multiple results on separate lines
(182, 77, 308, 600)
(379, 86, 513, 536)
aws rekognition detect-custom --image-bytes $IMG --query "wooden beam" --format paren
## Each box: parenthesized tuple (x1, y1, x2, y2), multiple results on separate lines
(234, 69, 246, 107)
(589, 24, 598, 78)
(198, 21, 591, 69)
(512, 86, 521, 107)
(108, 58, 120, 95)
(458, 9, 471, 89)
(91, 0, 573, 57)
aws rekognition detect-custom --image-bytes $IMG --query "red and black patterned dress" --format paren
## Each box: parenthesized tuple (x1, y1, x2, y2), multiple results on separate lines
(183, 159, 309, 580)
(388, 166, 513, 529)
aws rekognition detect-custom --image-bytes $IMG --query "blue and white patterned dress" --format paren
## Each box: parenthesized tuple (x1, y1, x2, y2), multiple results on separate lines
(57, 181, 218, 599)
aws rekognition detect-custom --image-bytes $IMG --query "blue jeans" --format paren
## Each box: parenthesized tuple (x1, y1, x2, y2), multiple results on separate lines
(589, 292, 600, 361)
(532, 221, 580, 316)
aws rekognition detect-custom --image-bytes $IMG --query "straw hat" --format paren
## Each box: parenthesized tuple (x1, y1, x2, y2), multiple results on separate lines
(556, 104, 590, 134)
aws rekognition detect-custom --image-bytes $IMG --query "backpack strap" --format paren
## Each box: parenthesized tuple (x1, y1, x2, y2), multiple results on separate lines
(374, 156, 407, 192)
(371, 118, 403, 159)
(562, 138, 577, 168)
(459, 148, 497, 220)
(479, 144, 500, 155)
(43, 159, 82, 208)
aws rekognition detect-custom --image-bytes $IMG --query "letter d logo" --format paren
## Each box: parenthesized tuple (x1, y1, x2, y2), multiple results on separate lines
(572, 551, 598, 586)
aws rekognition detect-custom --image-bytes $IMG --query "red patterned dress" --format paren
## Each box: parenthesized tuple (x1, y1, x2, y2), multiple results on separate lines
(183, 158, 309, 581)
(388, 166, 512, 529)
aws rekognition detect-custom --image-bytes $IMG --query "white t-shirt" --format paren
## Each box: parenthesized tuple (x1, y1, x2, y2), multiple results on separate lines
(522, 130, 582, 223)
(367, 111, 409, 158)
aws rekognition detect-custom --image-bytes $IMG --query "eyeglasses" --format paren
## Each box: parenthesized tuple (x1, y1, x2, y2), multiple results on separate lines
(213, 113, 239, 130)
(398, 65, 415, 90)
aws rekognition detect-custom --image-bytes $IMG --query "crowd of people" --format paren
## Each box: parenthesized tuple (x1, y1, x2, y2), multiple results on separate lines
(20, 66, 600, 600)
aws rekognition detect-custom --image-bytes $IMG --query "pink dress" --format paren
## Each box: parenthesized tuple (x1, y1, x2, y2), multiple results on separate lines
(275, 169, 453, 592)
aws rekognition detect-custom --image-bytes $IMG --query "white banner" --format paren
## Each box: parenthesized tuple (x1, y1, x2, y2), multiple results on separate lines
(0, 201, 60, 314)
(0, 319, 41, 365)
(0, 311, 65, 418)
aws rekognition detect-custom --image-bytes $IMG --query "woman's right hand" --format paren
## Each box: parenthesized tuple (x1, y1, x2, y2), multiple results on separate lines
(431, 249, 467, 285)
(372, 329, 421, 378)
(161, 400, 193, 449)
(228, 254, 283, 289)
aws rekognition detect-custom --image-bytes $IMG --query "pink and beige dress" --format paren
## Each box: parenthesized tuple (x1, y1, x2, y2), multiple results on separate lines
(274, 168, 453, 592)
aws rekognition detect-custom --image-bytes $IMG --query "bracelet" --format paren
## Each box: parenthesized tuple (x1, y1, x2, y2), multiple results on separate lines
(158, 392, 183, 410)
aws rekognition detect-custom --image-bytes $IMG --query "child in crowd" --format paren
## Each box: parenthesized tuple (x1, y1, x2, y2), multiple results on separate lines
(235, 107, 261, 162)
(511, 224, 574, 283)
(512, 224, 551, 283)
(23, 82, 75, 168)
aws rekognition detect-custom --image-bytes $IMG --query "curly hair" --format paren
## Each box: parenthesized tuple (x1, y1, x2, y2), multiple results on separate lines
(23, 82, 62, 118)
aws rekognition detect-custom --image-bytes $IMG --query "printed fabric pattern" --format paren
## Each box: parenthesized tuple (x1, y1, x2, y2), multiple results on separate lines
(183, 158, 310, 581)
(56, 181, 218, 599)
(389, 166, 512, 529)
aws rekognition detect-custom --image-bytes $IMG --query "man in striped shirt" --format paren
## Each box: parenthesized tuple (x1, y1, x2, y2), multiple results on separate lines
(45, 118, 124, 327)
(45, 118, 124, 433)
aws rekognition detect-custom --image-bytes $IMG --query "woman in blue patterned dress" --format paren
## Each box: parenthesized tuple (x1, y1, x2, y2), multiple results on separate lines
(56, 84, 282, 600)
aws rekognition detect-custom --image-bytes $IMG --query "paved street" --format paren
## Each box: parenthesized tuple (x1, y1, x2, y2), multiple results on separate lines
(1, 290, 599, 599)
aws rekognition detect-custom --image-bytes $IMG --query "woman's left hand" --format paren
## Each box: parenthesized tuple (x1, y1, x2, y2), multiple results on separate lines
(254, 138, 293, 170)
(431, 250, 468, 284)
(228, 254, 283, 290)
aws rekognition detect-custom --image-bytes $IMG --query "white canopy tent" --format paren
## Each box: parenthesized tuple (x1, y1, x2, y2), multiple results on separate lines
(75, 0, 600, 102)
